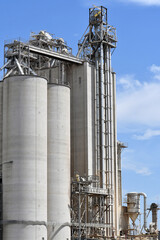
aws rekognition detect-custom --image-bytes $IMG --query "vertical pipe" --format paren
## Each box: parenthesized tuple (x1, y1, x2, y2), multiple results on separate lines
(58, 61, 61, 84)
(95, 50, 100, 178)
(117, 143, 122, 207)
(95, 24, 101, 181)
(139, 193, 148, 232)
(78, 183, 81, 240)
(117, 143, 122, 232)
(112, 72, 118, 236)
(144, 195, 147, 231)
(104, 45, 115, 237)
(61, 63, 65, 84)
(105, 45, 111, 235)
(100, 23, 106, 189)
(109, 47, 114, 236)
(104, 46, 109, 234)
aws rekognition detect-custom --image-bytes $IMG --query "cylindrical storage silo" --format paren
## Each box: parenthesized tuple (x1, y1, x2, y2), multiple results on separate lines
(2, 75, 47, 240)
(47, 83, 70, 240)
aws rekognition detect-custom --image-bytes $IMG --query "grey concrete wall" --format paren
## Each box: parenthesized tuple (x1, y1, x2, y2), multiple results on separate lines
(36, 65, 67, 84)
(67, 62, 96, 178)
(37, 62, 96, 179)
(36, 66, 59, 83)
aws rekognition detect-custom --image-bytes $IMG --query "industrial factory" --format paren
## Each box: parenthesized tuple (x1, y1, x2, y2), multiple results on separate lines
(0, 5, 159, 240)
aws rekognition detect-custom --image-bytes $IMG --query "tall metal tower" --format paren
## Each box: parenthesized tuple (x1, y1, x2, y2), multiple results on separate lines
(77, 5, 117, 185)
(74, 6, 118, 238)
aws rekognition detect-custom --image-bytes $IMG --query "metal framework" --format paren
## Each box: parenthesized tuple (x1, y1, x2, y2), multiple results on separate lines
(0, 31, 82, 81)
(75, 6, 117, 239)
(77, 6, 117, 60)
(71, 175, 113, 239)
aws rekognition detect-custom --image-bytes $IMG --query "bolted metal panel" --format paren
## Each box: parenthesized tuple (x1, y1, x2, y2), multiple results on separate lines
(2, 75, 47, 240)
(47, 84, 71, 240)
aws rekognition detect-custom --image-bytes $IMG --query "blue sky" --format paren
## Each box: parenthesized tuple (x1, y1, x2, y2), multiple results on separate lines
(0, 0, 160, 228)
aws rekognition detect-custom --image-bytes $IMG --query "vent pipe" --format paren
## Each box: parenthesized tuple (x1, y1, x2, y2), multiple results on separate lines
(139, 192, 148, 232)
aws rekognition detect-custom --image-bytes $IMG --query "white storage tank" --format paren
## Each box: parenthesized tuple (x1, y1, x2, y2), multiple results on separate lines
(2, 75, 47, 240)
(47, 83, 70, 240)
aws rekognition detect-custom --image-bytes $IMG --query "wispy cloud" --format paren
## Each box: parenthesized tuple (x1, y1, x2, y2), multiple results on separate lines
(80, 0, 160, 8)
(134, 129, 160, 140)
(150, 64, 160, 80)
(118, 74, 142, 90)
(118, 0, 160, 6)
(136, 167, 152, 175)
(117, 71, 160, 129)
(122, 158, 152, 176)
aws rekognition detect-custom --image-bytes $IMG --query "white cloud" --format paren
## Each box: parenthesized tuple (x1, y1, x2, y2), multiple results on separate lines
(150, 64, 160, 73)
(150, 64, 160, 80)
(80, 0, 160, 8)
(119, 0, 160, 6)
(134, 129, 160, 140)
(117, 73, 160, 128)
(118, 74, 141, 90)
(136, 167, 152, 175)
(122, 158, 152, 176)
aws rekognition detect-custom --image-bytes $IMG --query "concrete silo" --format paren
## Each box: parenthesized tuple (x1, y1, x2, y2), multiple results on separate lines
(47, 83, 70, 240)
(2, 76, 47, 240)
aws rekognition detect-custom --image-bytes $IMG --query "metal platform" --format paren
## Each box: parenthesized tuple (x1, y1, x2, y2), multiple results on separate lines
(28, 45, 83, 64)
